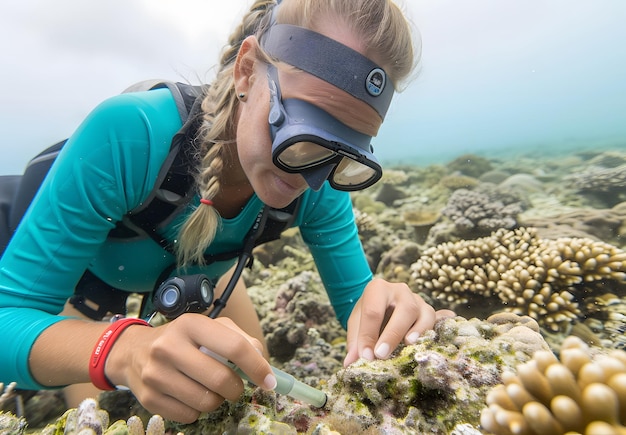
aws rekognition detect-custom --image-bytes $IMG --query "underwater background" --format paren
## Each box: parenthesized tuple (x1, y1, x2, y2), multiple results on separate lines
(3, 142, 626, 434)
(2, 0, 626, 433)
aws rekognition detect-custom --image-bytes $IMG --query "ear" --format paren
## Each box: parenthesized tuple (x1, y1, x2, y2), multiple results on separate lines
(234, 36, 261, 96)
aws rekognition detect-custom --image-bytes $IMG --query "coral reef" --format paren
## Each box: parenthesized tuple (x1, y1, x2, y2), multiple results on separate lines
(38, 314, 548, 435)
(249, 270, 345, 363)
(435, 187, 524, 241)
(409, 227, 626, 332)
(0, 411, 27, 435)
(39, 398, 166, 435)
(324, 314, 549, 434)
(565, 164, 626, 207)
(521, 201, 626, 248)
(4, 146, 626, 434)
(481, 335, 626, 435)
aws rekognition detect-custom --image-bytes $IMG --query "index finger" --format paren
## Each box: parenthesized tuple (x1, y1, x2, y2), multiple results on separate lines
(190, 318, 277, 391)
(353, 286, 391, 361)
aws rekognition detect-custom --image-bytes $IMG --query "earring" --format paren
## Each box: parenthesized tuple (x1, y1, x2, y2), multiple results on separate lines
(237, 92, 246, 101)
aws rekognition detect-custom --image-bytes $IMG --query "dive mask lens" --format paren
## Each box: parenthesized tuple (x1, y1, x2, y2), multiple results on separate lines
(268, 64, 382, 191)
(333, 158, 379, 188)
(277, 141, 336, 168)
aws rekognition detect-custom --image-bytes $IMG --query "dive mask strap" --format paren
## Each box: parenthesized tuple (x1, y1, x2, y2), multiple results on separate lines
(261, 24, 394, 120)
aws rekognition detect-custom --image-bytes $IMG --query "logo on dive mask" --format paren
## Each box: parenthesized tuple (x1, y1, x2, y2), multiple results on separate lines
(366, 68, 386, 97)
(266, 64, 383, 192)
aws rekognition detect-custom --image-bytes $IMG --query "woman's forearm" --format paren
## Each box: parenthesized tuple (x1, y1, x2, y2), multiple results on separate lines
(29, 318, 109, 387)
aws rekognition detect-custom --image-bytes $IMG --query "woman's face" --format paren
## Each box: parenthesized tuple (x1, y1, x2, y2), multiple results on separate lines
(234, 23, 383, 209)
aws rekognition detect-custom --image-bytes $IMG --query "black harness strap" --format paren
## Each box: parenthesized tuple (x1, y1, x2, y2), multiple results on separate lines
(1, 81, 302, 321)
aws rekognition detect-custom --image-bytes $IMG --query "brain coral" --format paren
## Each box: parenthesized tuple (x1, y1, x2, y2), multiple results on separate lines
(480, 335, 626, 435)
(410, 227, 626, 332)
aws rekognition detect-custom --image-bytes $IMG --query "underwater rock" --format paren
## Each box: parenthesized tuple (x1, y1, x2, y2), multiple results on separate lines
(521, 203, 626, 247)
(446, 154, 494, 178)
(353, 209, 404, 271)
(324, 314, 548, 434)
(376, 239, 422, 285)
(0, 383, 21, 419)
(498, 173, 544, 193)
(479, 170, 511, 185)
(250, 270, 344, 363)
(565, 164, 626, 207)
(252, 227, 308, 267)
(587, 150, 626, 168)
(0, 411, 27, 435)
(410, 227, 626, 332)
(439, 174, 480, 190)
(375, 182, 407, 206)
(481, 335, 626, 435)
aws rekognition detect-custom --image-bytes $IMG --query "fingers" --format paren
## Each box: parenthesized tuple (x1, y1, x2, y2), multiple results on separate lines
(184, 316, 277, 391)
(134, 367, 228, 424)
(344, 279, 448, 367)
(375, 292, 435, 359)
(127, 314, 275, 423)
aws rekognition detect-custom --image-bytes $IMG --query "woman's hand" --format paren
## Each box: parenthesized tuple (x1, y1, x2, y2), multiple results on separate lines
(105, 314, 276, 423)
(343, 279, 455, 367)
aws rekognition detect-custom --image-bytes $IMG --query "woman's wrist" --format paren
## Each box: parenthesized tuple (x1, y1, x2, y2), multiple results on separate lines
(89, 318, 152, 390)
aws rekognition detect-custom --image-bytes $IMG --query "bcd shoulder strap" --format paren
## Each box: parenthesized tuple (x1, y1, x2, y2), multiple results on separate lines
(2, 80, 302, 320)
(107, 81, 204, 247)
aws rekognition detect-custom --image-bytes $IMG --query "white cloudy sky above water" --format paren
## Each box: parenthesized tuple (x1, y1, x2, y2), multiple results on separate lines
(1, 0, 625, 174)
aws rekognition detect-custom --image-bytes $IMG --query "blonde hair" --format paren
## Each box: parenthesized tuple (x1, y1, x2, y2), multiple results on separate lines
(175, 0, 417, 267)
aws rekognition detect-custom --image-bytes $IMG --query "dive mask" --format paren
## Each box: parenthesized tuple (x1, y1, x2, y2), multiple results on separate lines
(261, 23, 394, 191)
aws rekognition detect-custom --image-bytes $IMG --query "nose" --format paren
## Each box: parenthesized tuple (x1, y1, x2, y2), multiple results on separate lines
(300, 164, 335, 191)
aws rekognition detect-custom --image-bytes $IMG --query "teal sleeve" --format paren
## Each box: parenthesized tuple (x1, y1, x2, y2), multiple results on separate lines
(298, 186, 372, 328)
(0, 89, 181, 389)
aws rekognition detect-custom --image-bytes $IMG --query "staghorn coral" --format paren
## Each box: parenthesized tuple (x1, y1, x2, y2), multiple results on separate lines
(581, 293, 626, 350)
(480, 335, 626, 435)
(410, 227, 626, 332)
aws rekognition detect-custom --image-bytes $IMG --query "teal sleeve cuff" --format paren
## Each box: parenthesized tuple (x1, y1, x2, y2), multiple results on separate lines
(0, 309, 68, 389)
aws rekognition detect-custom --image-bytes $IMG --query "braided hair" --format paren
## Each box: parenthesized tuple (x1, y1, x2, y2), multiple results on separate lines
(175, 0, 276, 267)
(175, 0, 417, 267)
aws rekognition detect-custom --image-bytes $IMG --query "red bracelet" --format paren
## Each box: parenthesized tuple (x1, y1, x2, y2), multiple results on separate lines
(89, 318, 152, 390)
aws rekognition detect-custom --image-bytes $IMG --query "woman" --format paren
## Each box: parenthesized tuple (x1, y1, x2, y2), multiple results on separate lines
(0, 0, 452, 424)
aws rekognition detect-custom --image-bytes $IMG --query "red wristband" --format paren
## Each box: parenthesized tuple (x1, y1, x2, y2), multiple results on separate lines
(89, 318, 152, 390)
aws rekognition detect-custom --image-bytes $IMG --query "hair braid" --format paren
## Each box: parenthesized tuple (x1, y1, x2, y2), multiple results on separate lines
(175, 0, 277, 267)
(176, 0, 416, 267)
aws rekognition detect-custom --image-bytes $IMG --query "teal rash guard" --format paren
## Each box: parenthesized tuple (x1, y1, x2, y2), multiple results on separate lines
(0, 88, 373, 389)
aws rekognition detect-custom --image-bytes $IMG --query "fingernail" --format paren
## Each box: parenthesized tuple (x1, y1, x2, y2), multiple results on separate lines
(407, 331, 420, 344)
(362, 347, 375, 361)
(374, 343, 390, 359)
(264, 374, 277, 390)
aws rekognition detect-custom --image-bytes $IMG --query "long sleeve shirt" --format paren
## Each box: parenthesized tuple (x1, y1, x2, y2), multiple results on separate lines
(0, 88, 372, 389)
